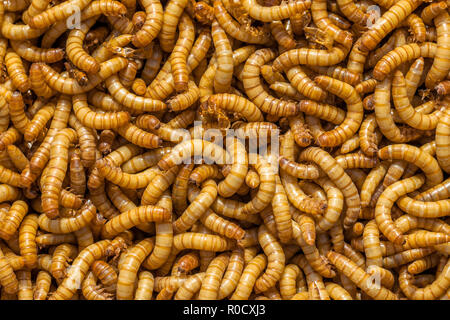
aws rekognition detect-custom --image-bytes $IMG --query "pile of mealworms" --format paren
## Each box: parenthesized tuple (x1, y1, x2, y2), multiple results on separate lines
(0, 0, 448, 301)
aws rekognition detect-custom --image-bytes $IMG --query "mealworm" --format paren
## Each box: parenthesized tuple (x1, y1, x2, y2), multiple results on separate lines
(335, 153, 378, 169)
(287, 67, 327, 101)
(280, 264, 302, 299)
(24, 103, 55, 143)
(299, 147, 360, 229)
(141, 167, 179, 206)
(272, 41, 351, 72)
(314, 76, 363, 147)
(207, 94, 264, 122)
(132, 10, 147, 29)
(336, 0, 369, 25)
(378, 144, 443, 188)
(74, 225, 94, 252)
(347, 37, 369, 76)
(0, 200, 28, 241)
(374, 77, 424, 143)
(148, 32, 212, 101)
(243, 48, 300, 117)
(239, 154, 275, 215)
(69, 149, 86, 197)
(198, 253, 230, 299)
(366, 265, 395, 289)
(173, 232, 235, 253)
(392, 70, 443, 130)
(142, 191, 173, 270)
(130, 78, 147, 96)
(271, 20, 296, 50)
(50, 240, 113, 300)
(230, 254, 267, 300)
(135, 271, 155, 300)
(174, 272, 205, 300)
(39, 57, 128, 95)
(35, 233, 77, 247)
(214, 0, 271, 44)
(92, 260, 118, 288)
(241, 0, 311, 22)
(141, 45, 163, 84)
(96, 158, 159, 189)
(40, 128, 77, 218)
(101, 205, 171, 239)
(132, 0, 163, 47)
(271, 175, 293, 244)
(29, 63, 56, 99)
(1, 13, 46, 41)
(116, 238, 154, 299)
(174, 251, 200, 276)
(425, 12, 450, 88)
(279, 133, 327, 215)
(325, 282, 353, 300)
(157, 139, 229, 171)
(0, 245, 19, 294)
(311, 0, 353, 47)
(215, 138, 247, 197)
(327, 251, 398, 300)
(16, 270, 32, 300)
(359, 0, 421, 52)
(375, 175, 426, 245)
(399, 261, 450, 300)
(121, 148, 171, 174)
(172, 163, 195, 214)
(50, 243, 78, 280)
(173, 179, 217, 233)
(360, 161, 389, 207)
(159, 0, 189, 52)
(34, 271, 52, 300)
(171, 13, 195, 93)
(0, 97, 9, 133)
(397, 195, 450, 219)
(363, 220, 383, 268)
(10, 40, 63, 65)
(292, 220, 336, 278)
(421, 1, 448, 26)
(254, 225, 285, 293)
(66, 18, 100, 74)
(373, 43, 436, 81)
(435, 107, 450, 173)
(38, 201, 96, 234)
(0, 127, 22, 152)
(292, 254, 330, 300)
(414, 178, 450, 202)
(407, 254, 441, 275)
(5, 50, 29, 93)
(383, 248, 436, 269)
(105, 75, 167, 113)
(73, 93, 130, 130)
(82, 271, 114, 300)
(210, 20, 234, 93)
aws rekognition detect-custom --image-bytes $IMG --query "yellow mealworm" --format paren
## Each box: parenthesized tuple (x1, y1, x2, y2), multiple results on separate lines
(243, 49, 300, 117)
(198, 253, 230, 299)
(50, 240, 113, 300)
(230, 254, 267, 300)
(327, 251, 398, 300)
(142, 191, 173, 270)
(435, 108, 450, 173)
(299, 147, 360, 229)
(241, 0, 311, 22)
(378, 144, 443, 188)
